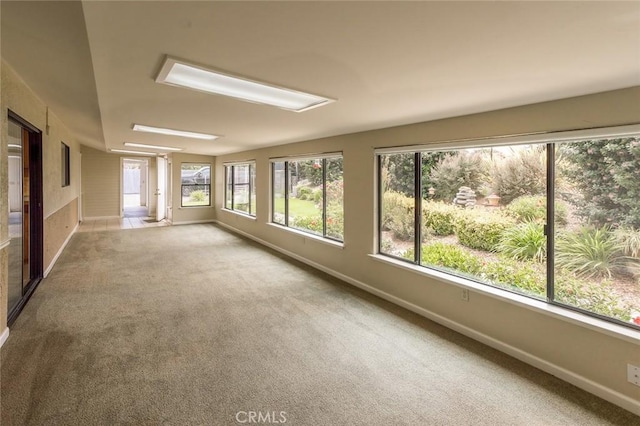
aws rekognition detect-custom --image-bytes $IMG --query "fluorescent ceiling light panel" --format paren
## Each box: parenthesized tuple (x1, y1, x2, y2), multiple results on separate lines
(8, 144, 22, 149)
(133, 124, 218, 140)
(124, 142, 182, 151)
(109, 149, 156, 156)
(156, 56, 335, 112)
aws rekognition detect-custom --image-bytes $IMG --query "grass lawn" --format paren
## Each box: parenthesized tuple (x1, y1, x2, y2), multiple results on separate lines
(182, 198, 210, 207)
(274, 197, 320, 217)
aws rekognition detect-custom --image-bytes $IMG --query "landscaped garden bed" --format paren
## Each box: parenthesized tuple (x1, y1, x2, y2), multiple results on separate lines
(379, 140, 640, 326)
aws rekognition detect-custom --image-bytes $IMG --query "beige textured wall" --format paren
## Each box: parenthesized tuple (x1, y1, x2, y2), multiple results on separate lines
(0, 52, 7, 329)
(170, 153, 215, 224)
(81, 147, 158, 218)
(44, 198, 78, 270)
(81, 146, 120, 218)
(216, 87, 640, 407)
(0, 61, 82, 333)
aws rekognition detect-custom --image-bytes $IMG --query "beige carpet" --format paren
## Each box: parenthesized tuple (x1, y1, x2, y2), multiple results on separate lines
(1, 224, 638, 425)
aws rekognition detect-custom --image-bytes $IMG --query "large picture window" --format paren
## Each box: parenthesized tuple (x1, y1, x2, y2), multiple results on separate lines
(271, 155, 343, 242)
(181, 163, 211, 207)
(378, 131, 640, 330)
(224, 162, 256, 216)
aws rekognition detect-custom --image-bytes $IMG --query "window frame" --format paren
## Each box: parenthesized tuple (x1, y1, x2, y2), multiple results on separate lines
(61, 142, 70, 187)
(180, 162, 211, 208)
(376, 124, 640, 331)
(270, 153, 344, 243)
(223, 161, 256, 217)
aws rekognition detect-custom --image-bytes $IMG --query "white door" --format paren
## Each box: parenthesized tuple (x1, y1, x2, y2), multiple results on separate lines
(156, 156, 166, 221)
(166, 160, 173, 223)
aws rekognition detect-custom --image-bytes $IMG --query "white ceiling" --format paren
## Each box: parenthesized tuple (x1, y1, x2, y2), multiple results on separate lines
(2, 1, 640, 156)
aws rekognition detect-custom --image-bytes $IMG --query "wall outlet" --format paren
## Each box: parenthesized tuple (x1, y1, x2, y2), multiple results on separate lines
(628, 364, 640, 386)
(461, 288, 469, 302)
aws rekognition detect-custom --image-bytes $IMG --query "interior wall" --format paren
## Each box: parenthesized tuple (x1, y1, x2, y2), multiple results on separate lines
(44, 198, 78, 270)
(170, 152, 215, 224)
(81, 147, 158, 218)
(215, 87, 640, 411)
(0, 53, 7, 330)
(0, 61, 82, 333)
(81, 146, 120, 218)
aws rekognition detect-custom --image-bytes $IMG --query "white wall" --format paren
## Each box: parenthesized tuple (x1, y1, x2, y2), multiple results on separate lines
(215, 87, 640, 414)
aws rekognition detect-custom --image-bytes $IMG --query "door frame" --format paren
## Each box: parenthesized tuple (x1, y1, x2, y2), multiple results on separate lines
(120, 157, 149, 218)
(156, 156, 167, 221)
(7, 110, 44, 326)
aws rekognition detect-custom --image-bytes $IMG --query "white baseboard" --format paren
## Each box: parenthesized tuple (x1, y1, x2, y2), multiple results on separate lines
(82, 216, 120, 221)
(0, 327, 9, 348)
(214, 220, 640, 416)
(44, 222, 79, 278)
(172, 219, 216, 225)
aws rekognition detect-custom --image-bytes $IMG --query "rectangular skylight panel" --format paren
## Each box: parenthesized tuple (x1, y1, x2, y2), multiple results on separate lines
(156, 57, 334, 112)
(133, 124, 218, 140)
(124, 142, 182, 151)
(110, 149, 156, 156)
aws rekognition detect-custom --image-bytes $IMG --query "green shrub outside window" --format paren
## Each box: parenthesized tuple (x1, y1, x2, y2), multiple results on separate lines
(379, 137, 640, 330)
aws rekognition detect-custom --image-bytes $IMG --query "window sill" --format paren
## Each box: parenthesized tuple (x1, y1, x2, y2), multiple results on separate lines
(369, 254, 640, 344)
(178, 205, 213, 209)
(267, 223, 344, 249)
(221, 208, 257, 220)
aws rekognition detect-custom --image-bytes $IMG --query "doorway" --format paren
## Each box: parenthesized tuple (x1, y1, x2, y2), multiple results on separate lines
(122, 158, 149, 218)
(6, 112, 44, 325)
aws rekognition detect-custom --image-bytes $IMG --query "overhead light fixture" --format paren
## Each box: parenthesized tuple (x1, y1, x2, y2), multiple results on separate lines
(124, 142, 182, 151)
(8, 144, 21, 149)
(109, 149, 156, 156)
(133, 124, 218, 140)
(156, 56, 335, 112)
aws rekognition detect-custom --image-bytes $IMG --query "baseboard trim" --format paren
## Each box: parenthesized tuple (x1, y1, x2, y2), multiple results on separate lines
(44, 222, 79, 278)
(0, 327, 9, 348)
(214, 220, 640, 416)
(172, 219, 216, 225)
(83, 216, 120, 221)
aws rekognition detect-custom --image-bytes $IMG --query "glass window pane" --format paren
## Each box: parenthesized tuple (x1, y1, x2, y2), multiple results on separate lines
(225, 166, 232, 209)
(288, 159, 323, 236)
(61, 142, 70, 187)
(234, 164, 250, 214)
(555, 138, 639, 326)
(272, 162, 285, 224)
(181, 163, 210, 207)
(420, 145, 546, 298)
(7, 120, 24, 312)
(379, 153, 415, 258)
(250, 164, 256, 216)
(325, 157, 343, 241)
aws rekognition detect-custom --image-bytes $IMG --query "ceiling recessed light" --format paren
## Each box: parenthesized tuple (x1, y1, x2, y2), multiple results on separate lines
(109, 149, 156, 156)
(124, 142, 183, 151)
(133, 124, 218, 140)
(156, 56, 335, 112)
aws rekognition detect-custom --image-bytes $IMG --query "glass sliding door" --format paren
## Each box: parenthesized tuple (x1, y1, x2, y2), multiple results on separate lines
(6, 113, 43, 325)
(7, 120, 25, 313)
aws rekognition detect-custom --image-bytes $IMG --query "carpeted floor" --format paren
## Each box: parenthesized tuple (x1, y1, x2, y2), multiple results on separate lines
(1, 224, 638, 425)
